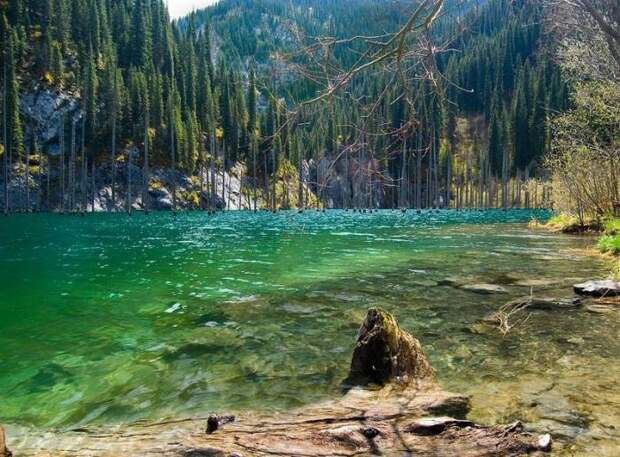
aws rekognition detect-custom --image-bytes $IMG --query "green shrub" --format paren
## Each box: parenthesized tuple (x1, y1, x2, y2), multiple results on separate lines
(603, 218, 620, 235)
(597, 234, 620, 255)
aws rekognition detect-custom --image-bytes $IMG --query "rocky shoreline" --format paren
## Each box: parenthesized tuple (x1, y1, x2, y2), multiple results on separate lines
(2, 309, 552, 457)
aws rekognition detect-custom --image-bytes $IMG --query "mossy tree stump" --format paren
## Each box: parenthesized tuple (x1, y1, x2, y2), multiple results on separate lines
(345, 307, 434, 386)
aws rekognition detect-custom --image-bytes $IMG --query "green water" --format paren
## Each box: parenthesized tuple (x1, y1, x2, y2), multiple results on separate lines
(1, 210, 618, 454)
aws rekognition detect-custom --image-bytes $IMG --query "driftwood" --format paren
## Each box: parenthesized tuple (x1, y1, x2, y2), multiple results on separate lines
(4, 308, 552, 456)
(483, 296, 582, 335)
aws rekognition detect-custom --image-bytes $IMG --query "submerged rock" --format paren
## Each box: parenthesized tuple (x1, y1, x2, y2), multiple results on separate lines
(527, 296, 582, 310)
(574, 280, 620, 297)
(344, 307, 434, 387)
(586, 304, 616, 314)
(461, 283, 509, 294)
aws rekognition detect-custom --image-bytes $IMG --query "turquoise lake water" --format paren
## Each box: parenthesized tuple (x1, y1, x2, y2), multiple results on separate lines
(0, 210, 618, 455)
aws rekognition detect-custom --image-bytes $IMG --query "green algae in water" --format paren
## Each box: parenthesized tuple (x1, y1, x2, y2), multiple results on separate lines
(0, 210, 618, 454)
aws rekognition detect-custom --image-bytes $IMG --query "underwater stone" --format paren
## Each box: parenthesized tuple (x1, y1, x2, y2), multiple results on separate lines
(344, 308, 434, 387)
(574, 280, 620, 297)
(461, 283, 509, 294)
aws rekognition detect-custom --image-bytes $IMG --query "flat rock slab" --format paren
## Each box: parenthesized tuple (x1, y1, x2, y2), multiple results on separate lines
(461, 283, 509, 294)
(574, 280, 620, 297)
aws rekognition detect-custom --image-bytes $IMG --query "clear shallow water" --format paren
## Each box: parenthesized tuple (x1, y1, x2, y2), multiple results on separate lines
(0, 210, 618, 454)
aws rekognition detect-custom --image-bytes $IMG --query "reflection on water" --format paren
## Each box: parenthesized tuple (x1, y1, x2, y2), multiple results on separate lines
(0, 210, 618, 454)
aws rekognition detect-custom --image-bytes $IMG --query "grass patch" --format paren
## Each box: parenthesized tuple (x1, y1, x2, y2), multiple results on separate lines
(603, 218, 620, 235)
(537, 213, 602, 233)
(597, 218, 620, 280)
(597, 234, 620, 255)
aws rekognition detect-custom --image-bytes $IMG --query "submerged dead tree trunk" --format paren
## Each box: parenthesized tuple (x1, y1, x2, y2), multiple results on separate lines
(60, 115, 65, 213)
(81, 117, 86, 214)
(3, 56, 8, 216)
(142, 115, 149, 214)
(111, 76, 117, 212)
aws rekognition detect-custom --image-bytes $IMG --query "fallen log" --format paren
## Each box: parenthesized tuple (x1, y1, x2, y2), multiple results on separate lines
(4, 308, 552, 456)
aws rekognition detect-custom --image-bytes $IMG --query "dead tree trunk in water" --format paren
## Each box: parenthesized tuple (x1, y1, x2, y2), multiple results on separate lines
(445, 150, 451, 209)
(90, 158, 95, 212)
(111, 80, 117, 212)
(60, 115, 65, 213)
(501, 147, 508, 210)
(143, 115, 150, 214)
(3, 57, 8, 215)
(221, 141, 226, 210)
(298, 145, 304, 211)
(415, 136, 422, 210)
(524, 167, 530, 209)
(210, 135, 216, 211)
(69, 120, 76, 212)
(126, 147, 132, 215)
(252, 138, 258, 211)
(399, 137, 407, 209)
(170, 108, 177, 213)
(271, 144, 276, 211)
(24, 140, 30, 212)
(199, 138, 204, 210)
(263, 148, 269, 210)
(81, 116, 87, 213)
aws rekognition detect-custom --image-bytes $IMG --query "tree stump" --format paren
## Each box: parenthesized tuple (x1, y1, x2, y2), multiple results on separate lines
(344, 307, 435, 387)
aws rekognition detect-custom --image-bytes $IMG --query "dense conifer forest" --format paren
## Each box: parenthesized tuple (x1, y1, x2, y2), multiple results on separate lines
(0, 0, 577, 212)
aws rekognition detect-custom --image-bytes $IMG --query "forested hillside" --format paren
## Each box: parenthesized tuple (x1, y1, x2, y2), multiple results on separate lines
(0, 0, 569, 212)
(194, 0, 568, 208)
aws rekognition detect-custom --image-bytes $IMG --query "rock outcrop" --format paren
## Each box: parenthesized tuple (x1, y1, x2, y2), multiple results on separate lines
(21, 89, 82, 149)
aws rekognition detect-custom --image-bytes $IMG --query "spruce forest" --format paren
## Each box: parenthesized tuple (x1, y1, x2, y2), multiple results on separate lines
(0, 0, 571, 212)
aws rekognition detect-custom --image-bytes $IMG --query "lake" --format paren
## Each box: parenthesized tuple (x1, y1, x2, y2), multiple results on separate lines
(0, 210, 618, 455)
